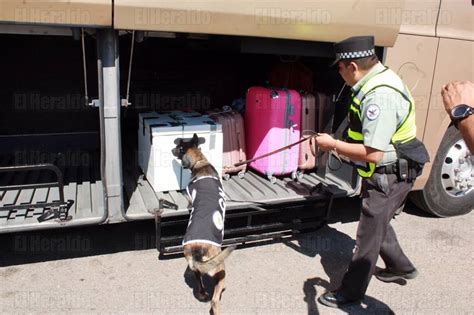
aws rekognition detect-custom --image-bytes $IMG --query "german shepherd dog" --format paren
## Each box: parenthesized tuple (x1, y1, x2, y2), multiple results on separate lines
(172, 133, 236, 315)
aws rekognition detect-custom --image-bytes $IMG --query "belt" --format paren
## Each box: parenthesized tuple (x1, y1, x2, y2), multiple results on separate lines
(374, 162, 398, 174)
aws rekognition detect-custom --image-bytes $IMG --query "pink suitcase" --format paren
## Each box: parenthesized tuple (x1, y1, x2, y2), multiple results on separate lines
(245, 87, 301, 183)
(298, 93, 317, 172)
(208, 111, 247, 180)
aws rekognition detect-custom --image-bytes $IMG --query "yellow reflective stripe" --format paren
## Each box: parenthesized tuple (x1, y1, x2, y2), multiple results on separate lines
(358, 68, 417, 144)
(347, 128, 363, 141)
(392, 115, 416, 143)
(349, 104, 361, 118)
(349, 67, 419, 178)
(392, 96, 417, 143)
(401, 136, 416, 144)
(356, 163, 375, 178)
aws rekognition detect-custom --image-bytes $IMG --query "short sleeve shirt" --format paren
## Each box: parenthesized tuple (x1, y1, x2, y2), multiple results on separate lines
(351, 63, 410, 165)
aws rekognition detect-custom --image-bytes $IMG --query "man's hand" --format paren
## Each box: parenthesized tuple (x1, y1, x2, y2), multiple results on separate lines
(441, 81, 474, 114)
(315, 133, 336, 152)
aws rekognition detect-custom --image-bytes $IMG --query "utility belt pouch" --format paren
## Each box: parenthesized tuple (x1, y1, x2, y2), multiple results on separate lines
(396, 158, 409, 182)
(393, 138, 430, 180)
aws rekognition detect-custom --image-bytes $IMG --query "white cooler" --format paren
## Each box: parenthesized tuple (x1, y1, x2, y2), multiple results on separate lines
(138, 112, 173, 175)
(162, 111, 202, 119)
(144, 120, 184, 192)
(138, 112, 223, 192)
(138, 112, 158, 172)
(180, 116, 223, 186)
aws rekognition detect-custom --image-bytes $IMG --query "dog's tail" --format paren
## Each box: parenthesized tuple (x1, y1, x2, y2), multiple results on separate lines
(193, 245, 237, 274)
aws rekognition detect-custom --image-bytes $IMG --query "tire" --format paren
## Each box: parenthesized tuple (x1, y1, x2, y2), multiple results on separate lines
(410, 126, 473, 217)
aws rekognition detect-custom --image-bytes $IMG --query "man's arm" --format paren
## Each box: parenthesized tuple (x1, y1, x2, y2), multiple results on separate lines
(315, 135, 384, 164)
(315, 87, 401, 164)
(457, 115, 474, 153)
(441, 81, 474, 153)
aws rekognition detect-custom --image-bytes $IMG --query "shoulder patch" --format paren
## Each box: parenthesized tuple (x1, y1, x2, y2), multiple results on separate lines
(365, 104, 380, 121)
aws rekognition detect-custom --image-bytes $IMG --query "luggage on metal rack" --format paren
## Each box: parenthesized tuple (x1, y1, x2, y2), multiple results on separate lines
(208, 110, 247, 180)
(298, 93, 318, 174)
(296, 92, 335, 177)
(315, 92, 335, 179)
(316, 93, 335, 134)
(180, 115, 224, 186)
(138, 112, 223, 192)
(268, 59, 314, 93)
(142, 118, 184, 192)
(245, 87, 301, 183)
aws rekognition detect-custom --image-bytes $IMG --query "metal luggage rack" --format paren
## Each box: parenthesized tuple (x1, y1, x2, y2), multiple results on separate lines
(0, 164, 73, 222)
(153, 195, 334, 257)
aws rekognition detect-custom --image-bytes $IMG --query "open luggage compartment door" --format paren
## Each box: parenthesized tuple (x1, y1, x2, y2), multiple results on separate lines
(114, 0, 403, 46)
(0, 30, 124, 233)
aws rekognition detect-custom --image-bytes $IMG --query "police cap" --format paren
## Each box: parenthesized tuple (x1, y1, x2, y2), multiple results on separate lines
(332, 36, 375, 66)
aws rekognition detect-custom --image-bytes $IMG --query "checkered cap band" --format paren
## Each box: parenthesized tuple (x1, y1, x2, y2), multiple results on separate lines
(336, 49, 375, 60)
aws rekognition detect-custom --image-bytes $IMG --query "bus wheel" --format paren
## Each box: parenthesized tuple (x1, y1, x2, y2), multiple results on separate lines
(410, 126, 473, 217)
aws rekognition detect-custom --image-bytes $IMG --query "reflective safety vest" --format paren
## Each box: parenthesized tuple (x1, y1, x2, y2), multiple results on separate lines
(346, 67, 417, 178)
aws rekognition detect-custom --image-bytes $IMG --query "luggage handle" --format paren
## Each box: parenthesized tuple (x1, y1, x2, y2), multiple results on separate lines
(309, 137, 317, 157)
(289, 121, 298, 132)
(302, 129, 318, 157)
(236, 131, 243, 160)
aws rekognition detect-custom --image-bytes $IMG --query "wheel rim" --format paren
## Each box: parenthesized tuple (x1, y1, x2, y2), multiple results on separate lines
(440, 139, 473, 197)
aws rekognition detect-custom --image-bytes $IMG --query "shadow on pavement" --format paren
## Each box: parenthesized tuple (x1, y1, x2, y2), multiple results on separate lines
(0, 197, 428, 267)
(304, 276, 395, 315)
(282, 197, 427, 315)
(284, 226, 355, 287)
(402, 199, 435, 218)
(0, 220, 158, 267)
(283, 226, 396, 314)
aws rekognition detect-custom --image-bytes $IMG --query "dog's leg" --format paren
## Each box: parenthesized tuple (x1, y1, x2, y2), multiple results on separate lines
(210, 268, 225, 315)
(194, 270, 209, 301)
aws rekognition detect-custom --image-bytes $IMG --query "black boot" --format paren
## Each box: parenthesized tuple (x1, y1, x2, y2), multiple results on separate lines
(318, 291, 361, 308)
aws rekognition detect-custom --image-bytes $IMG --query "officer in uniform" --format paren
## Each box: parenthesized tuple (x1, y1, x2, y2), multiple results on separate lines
(315, 36, 429, 308)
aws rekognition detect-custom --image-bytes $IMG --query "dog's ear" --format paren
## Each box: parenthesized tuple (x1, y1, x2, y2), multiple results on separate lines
(191, 133, 199, 147)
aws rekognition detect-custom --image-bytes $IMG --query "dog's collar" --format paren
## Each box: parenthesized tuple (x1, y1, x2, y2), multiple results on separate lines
(189, 175, 220, 184)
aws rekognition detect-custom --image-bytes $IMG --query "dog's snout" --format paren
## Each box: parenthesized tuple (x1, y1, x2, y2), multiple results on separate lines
(171, 147, 178, 157)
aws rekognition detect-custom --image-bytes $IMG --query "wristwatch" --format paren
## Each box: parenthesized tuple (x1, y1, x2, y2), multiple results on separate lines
(450, 104, 473, 129)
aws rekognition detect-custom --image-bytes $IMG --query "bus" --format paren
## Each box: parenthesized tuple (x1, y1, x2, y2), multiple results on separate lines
(0, 0, 472, 249)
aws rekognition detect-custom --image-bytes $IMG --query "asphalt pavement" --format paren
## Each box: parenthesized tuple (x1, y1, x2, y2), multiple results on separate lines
(0, 198, 472, 315)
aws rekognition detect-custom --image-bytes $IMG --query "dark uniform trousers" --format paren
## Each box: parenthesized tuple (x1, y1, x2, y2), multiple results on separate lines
(339, 173, 415, 300)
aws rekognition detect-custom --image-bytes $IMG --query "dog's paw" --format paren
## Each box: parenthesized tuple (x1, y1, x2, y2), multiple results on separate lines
(197, 292, 210, 302)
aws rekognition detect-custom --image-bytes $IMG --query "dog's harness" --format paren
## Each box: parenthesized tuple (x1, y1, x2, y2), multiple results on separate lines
(183, 176, 226, 247)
